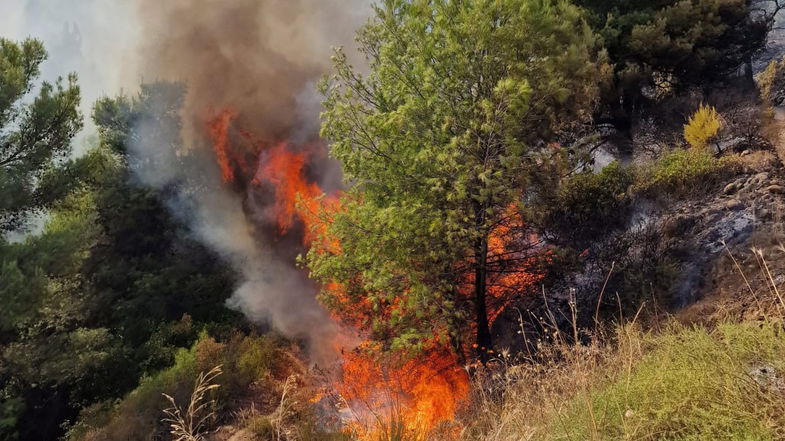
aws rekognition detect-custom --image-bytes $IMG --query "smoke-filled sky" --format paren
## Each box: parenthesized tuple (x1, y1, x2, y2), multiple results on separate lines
(2, 0, 373, 361)
(0, 0, 371, 145)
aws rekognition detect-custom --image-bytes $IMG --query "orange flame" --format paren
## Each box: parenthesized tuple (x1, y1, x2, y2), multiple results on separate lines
(484, 205, 546, 324)
(253, 143, 323, 236)
(339, 345, 469, 440)
(207, 109, 239, 183)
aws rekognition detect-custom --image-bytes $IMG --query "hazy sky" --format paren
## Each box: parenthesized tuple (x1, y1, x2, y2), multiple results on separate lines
(1, 0, 142, 150)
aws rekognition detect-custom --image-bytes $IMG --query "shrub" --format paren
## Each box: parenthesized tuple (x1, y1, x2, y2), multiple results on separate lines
(67, 332, 284, 441)
(537, 162, 634, 247)
(684, 104, 723, 150)
(246, 414, 275, 439)
(758, 56, 785, 106)
(635, 147, 738, 198)
(236, 336, 279, 384)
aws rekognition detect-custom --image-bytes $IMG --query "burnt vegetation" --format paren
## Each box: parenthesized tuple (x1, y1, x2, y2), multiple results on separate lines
(5, 1, 785, 440)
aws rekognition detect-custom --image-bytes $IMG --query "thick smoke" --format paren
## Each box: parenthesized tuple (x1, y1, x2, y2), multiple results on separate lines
(128, 0, 372, 361)
(3, 0, 371, 360)
(137, 0, 369, 144)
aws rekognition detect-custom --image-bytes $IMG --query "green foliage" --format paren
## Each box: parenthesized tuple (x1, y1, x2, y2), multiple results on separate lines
(635, 147, 738, 198)
(0, 38, 83, 231)
(236, 336, 280, 384)
(309, 0, 607, 356)
(0, 394, 24, 440)
(546, 322, 785, 440)
(68, 333, 282, 441)
(0, 81, 240, 440)
(576, 0, 767, 113)
(684, 104, 723, 150)
(0, 189, 100, 336)
(86, 84, 240, 354)
(758, 55, 785, 106)
(535, 162, 634, 247)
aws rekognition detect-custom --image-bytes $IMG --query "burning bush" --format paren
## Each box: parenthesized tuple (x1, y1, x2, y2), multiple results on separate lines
(308, 0, 606, 367)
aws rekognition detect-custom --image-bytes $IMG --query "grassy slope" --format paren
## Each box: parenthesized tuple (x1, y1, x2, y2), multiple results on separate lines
(467, 321, 785, 441)
(466, 141, 785, 440)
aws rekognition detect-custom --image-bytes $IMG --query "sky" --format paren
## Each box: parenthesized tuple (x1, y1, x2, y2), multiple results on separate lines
(1, 0, 142, 149)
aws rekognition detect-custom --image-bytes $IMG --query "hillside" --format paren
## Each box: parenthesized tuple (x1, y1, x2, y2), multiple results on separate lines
(5, 1, 785, 441)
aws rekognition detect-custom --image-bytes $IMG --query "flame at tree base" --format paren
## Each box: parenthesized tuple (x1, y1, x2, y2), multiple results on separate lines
(206, 107, 476, 440)
(335, 345, 470, 440)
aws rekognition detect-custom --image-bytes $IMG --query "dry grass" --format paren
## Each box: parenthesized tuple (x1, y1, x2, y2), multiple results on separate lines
(460, 324, 643, 441)
(461, 247, 785, 441)
(161, 365, 222, 441)
(462, 318, 785, 441)
(681, 231, 785, 325)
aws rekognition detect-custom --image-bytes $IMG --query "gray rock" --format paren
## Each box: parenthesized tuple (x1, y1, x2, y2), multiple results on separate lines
(749, 172, 771, 187)
(767, 184, 785, 194)
(748, 364, 785, 392)
(723, 182, 740, 195)
(724, 199, 744, 211)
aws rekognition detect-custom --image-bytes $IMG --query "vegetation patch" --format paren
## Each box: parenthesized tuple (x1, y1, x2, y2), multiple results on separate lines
(466, 322, 785, 441)
(536, 162, 634, 247)
(549, 322, 785, 440)
(634, 148, 740, 199)
(67, 332, 284, 441)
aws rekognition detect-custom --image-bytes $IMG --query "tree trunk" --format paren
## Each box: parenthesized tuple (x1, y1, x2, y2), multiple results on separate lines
(744, 54, 754, 85)
(474, 235, 493, 363)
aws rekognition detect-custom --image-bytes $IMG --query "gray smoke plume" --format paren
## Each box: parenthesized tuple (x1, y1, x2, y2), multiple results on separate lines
(129, 0, 372, 362)
(137, 0, 370, 144)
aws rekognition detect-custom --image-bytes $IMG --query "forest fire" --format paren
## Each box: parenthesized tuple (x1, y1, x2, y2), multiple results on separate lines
(205, 108, 550, 438)
(339, 346, 470, 440)
(205, 107, 473, 439)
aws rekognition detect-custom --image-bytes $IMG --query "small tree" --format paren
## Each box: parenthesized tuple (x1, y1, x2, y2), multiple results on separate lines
(684, 104, 724, 151)
(0, 38, 82, 231)
(308, 0, 607, 361)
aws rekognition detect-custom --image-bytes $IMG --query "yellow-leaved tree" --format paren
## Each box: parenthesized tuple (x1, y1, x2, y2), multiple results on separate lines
(684, 104, 724, 151)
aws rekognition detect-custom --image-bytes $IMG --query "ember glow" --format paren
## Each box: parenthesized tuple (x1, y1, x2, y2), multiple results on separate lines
(339, 346, 470, 440)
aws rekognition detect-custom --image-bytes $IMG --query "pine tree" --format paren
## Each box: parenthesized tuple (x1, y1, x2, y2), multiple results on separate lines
(0, 38, 82, 231)
(307, 0, 607, 361)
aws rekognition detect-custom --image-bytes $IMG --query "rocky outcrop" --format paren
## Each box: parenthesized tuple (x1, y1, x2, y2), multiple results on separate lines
(665, 154, 785, 306)
(492, 150, 785, 353)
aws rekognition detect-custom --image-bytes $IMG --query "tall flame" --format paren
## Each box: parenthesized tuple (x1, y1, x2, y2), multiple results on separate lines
(205, 107, 543, 440)
(339, 346, 470, 440)
(207, 109, 240, 183)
